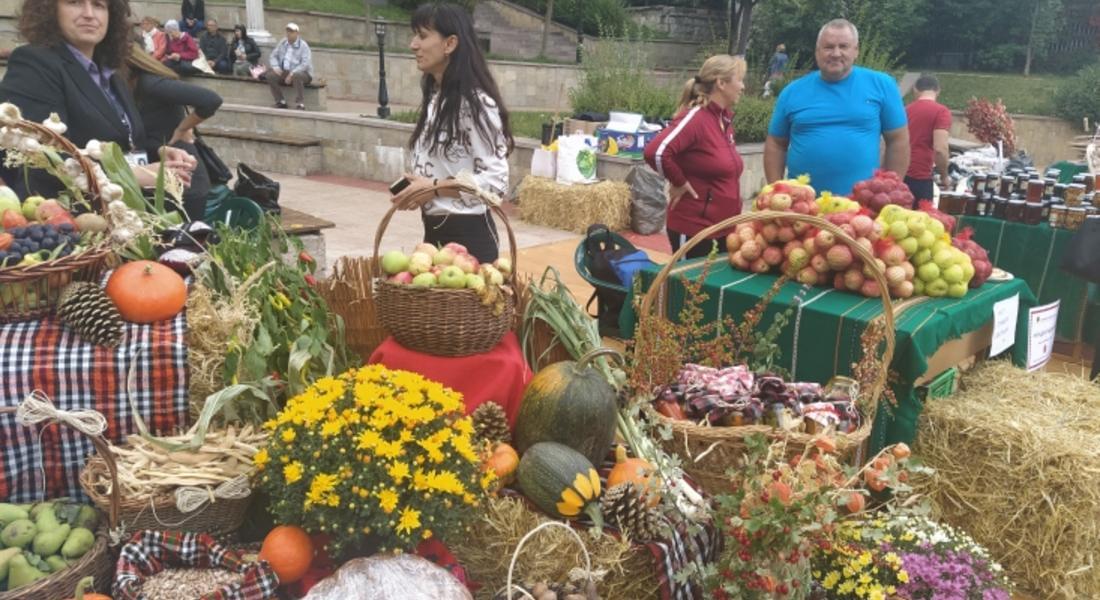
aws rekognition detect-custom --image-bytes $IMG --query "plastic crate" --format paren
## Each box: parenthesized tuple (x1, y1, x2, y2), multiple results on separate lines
(918, 367, 957, 402)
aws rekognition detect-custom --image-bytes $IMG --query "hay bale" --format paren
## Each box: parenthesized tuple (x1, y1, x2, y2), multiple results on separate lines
(914, 361, 1100, 599)
(451, 495, 658, 600)
(518, 176, 631, 234)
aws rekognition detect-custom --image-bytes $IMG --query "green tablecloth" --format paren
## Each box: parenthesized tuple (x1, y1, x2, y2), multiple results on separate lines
(957, 216, 1088, 343)
(621, 261, 1036, 451)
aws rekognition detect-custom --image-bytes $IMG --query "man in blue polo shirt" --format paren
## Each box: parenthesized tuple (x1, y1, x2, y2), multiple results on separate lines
(764, 19, 910, 196)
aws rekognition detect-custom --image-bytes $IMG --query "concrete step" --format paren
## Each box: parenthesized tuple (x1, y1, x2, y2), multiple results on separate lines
(201, 125, 324, 177)
(184, 73, 329, 111)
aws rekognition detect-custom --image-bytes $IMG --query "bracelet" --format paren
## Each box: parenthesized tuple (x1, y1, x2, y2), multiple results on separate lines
(433, 179, 439, 198)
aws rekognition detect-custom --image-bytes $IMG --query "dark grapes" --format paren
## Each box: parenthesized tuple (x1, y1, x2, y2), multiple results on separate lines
(8, 227, 25, 237)
(57, 223, 74, 233)
(27, 228, 43, 241)
(6, 251, 22, 263)
(24, 241, 39, 253)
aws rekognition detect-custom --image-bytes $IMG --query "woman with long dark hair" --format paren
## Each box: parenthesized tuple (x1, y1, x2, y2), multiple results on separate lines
(391, 2, 514, 263)
(229, 24, 261, 77)
(0, 0, 194, 198)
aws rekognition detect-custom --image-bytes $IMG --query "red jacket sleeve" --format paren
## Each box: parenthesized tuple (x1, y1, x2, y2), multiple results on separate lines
(178, 35, 199, 61)
(643, 107, 700, 188)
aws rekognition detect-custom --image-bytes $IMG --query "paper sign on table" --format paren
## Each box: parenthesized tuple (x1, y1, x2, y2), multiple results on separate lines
(989, 293, 1019, 357)
(1026, 300, 1060, 372)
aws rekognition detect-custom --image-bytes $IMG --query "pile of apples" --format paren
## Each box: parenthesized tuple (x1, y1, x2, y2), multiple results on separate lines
(850, 170, 915, 216)
(380, 243, 513, 314)
(952, 228, 993, 288)
(877, 205, 974, 298)
(0, 189, 90, 232)
(753, 177, 819, 215)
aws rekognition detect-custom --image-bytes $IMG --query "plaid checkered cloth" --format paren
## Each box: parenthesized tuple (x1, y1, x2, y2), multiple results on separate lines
(115, 530, 279, 600)
(0, 314, 189, 502)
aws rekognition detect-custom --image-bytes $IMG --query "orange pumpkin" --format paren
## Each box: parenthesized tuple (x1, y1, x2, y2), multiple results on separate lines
(70, 576, 112, 600)
(105, 260, 187, 323)
(259, 525, 315, 585)
(483, 443, 519, 485)
(607, 446, 659, 505)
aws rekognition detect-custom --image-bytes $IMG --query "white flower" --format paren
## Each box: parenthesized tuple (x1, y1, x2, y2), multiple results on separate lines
(0, 103, 22, 124)
(42, 113, 67, 135)
(83, 139, 103, 160)
(19, 137, 39, 153)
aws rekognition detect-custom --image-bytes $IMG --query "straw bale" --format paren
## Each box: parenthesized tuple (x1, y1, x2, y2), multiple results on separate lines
(185, 282, 258, 417)
(451, 495, 658, 600)
(914, 361, 1100, 599)
(517, 176, 631, 234)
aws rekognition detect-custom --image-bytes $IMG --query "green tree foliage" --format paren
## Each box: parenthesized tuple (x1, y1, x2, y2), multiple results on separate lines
(568, 39, 679, 118)
(1052, 62, 1100, 125)
(509, 0, 631, 36)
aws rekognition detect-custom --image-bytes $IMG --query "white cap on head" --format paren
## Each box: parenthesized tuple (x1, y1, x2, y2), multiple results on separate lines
(164, 19, 180, 32)
(285, 22, 299, 32)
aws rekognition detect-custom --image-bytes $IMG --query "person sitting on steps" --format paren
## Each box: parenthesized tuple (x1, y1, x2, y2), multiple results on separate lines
(264, 22, 313, 110)
(198, 18, 229, 74)
(160, 19, 200, 75)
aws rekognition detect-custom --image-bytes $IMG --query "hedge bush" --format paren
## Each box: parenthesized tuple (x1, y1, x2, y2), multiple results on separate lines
(733, 97, 774, 144)
(1052, 62, 1100, 126)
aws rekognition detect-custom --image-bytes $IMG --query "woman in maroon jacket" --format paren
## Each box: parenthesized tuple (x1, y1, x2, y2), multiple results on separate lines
(644, 54, 746, 259)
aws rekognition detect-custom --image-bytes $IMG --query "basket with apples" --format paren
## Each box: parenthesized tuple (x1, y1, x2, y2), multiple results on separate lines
(372, 178, 517, 357)
(0, 104, 116, 322)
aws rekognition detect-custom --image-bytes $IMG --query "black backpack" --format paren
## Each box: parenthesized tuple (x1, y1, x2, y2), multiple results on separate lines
(583, 224, 634, 336)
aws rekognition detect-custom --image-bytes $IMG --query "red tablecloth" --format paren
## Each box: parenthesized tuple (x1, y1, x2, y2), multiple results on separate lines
(368, 333, 531, 426)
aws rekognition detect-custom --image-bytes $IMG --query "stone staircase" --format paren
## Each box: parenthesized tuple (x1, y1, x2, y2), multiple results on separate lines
(474, 0, 578, 63)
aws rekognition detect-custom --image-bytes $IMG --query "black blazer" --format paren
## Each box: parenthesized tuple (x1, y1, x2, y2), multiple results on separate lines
(134, 72, 222, 152)
(229, 36, 261, 65)
(0, 44, 148, 197)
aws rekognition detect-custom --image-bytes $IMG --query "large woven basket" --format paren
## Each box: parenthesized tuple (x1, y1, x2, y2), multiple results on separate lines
(0, 115, 112, 322)
(372, 179, 518, 357)
(635, 211, 897, 494)
(79, 446, 252, 539)
(0, 404, 120, 599)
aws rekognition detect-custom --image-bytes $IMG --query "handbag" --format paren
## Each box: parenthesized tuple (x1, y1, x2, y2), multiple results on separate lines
(233, 163, 281, 214)
(1060, 217, 1100, 283)
(193, 130, 232, 185)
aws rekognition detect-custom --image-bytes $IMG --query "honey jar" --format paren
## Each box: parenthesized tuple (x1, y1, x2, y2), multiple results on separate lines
(1049, 205, 1068, 229)
(1026, 179, 1045, 202)
(963, 193, 978, 216)
(1065, 207, 1087, 230)
(991, 196, 1008, 219)
(1066, 183, 1086, 206)
(1024, 202, 1044, 225)
(1006, 199, 1026, 222)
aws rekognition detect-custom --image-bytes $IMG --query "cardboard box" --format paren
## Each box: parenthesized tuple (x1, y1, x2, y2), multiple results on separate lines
(595, 112, 661, 158)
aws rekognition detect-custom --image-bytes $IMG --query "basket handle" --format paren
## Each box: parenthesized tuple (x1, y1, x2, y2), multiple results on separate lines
(5, 118, 105, 212)
(637, 210, 896, 411)
(503, 521, 594, 600)
(0, 396, 121, 530)
(371, 179, 519, 287)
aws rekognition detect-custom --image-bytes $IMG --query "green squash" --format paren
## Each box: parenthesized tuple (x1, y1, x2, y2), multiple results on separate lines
(514, 348, 620, 465)
(517, 442, 603, 526)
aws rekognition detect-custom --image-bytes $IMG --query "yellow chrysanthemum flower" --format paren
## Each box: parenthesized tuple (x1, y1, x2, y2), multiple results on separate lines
(253, 448, 269, 468)
(387, 461, 411, 483)
(306, 472, 339, 507)
(377, 488, 399, 514)
(822, 571, 840, 589)
(281, 428, 297, 443)
(284, 461, 303, 484)
(396, 506, 421, 534)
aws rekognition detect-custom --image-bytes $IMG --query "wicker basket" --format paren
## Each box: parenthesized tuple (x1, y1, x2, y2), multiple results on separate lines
(0, 405, 120, 599)
(0, 115, 113, 322)
(372, 179, 518, 357)
(79, 448, 252, 539)
(635, 211, 897, 494)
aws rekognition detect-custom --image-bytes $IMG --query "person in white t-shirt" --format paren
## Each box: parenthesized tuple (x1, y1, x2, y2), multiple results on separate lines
(391, 3, 514, 263)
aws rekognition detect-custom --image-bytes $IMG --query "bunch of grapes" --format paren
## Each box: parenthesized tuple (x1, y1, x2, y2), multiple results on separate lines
(0, 223, 81, 267)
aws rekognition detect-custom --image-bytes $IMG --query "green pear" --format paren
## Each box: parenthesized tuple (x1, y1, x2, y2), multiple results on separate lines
(0, 547, 21, 580)
(27, 502, 53, 520)
(0, 504, 29, 527)
(33, 505, 60, 532)
(32, 523, 69, 557)
(73, 506, 98, 531)
(0, 519, 36, 549)
(60, 527, 95, 559)
(44, 555, 68, 572)
(6, 553, 47, 590)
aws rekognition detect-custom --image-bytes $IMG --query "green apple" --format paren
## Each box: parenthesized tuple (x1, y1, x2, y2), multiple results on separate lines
(906, 215, 927, 237)
(464, 273, 485, 291)
(411, 273, 437, 288)
(947, 281, 968, 298)
(888, 220, 909, 240)
(879, 204, 903, 223)
(932, 239, 951, 255)
(928, 218, 946, 237)
(912, 277, 925, 296)
(933, 249, 956, 268)
(438, 266, 467, 289)
(0, 196, 19, 219)
(942, 264, 964, 284)
(917, 230, 936, 249)
(925, 278, 949, 297)
(20, 195, 44, 221)
(912, 249, 933, 266)
(381, 250, 410, 275)
(899, 237, 919, 256)
(961, 261, 975, 281)
(917, 262, 941, 283)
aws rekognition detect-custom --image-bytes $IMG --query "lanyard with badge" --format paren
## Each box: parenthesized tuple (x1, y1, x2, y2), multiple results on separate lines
(95, 68, 148, 168)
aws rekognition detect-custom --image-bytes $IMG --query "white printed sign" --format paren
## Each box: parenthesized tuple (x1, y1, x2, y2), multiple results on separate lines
(1026, 300, 1060, 372)
(989, 294, 1019, 358)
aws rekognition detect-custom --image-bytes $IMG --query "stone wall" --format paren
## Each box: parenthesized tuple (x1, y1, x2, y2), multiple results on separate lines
(586, 38, 701, 70)
(949, 111, 1085, 169)
(626, 6, 726, 42)
(204, 104, 767, 200)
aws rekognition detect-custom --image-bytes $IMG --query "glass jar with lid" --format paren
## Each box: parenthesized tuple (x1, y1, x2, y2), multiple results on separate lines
(1066, 184, 1086, 207)
(1049, 205, 1068, 228)
(1006, 199, 1026, 222)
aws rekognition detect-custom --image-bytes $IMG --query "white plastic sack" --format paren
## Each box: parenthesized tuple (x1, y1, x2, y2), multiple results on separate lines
(192, 50, 215, 75)
(303, 554, 473, 600)
(531, 148, 557, 179)
(556, 133, 598, 185)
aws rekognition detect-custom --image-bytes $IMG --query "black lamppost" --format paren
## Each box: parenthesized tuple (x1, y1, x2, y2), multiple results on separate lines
(372, 18, 390, 118)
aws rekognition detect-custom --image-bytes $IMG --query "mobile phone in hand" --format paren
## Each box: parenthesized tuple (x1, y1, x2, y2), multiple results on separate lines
(389, 177, 411, 196)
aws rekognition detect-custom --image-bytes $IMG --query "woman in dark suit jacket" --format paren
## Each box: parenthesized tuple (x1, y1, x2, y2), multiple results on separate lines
(0, 0, 194, 199)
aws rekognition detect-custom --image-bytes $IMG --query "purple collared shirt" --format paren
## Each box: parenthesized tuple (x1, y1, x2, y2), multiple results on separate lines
(65, 43, 132, 143)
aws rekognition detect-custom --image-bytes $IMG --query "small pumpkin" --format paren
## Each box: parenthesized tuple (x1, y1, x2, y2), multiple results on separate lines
(70, 576, 112, 600)
(607, 445, 659, 506)
(482, 442, 519, 485)
(105, 260, 187, 323)
(514, 348, 620, 466)
(516, 442, 603, 527)
(259, 524, 315, 585)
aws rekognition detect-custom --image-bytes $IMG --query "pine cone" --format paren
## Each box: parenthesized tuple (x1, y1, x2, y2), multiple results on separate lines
(57, 282, 124, 347)
(472, 401, 510, 445)
(600, 483, 665, 542)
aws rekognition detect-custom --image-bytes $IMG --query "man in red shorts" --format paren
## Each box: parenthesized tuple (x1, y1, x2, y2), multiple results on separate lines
(905, 74, 952, 206)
